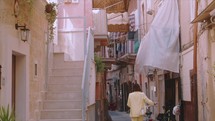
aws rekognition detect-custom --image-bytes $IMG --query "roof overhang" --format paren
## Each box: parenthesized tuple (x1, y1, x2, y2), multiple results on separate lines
(192, 1, 215, 23)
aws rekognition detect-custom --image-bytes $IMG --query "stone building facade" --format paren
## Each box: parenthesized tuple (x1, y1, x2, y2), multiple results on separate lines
(0, 0, 48, 121)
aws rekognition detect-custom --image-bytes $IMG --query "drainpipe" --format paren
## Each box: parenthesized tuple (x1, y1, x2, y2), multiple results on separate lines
(137, 0, 142, 106)
(45, 22, 49, 91)
(137, 0, 141, 42)
(193, 0, 198, 121)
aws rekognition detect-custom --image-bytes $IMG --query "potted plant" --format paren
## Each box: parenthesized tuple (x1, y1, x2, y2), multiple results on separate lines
(0, 105, 15, 121)
(45, 2, 58, 41)
(94, 55, 105, 73)
(95, 55, 105, 84)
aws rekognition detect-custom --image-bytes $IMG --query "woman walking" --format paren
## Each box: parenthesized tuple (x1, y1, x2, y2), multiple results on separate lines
(127, 84, 156, 121)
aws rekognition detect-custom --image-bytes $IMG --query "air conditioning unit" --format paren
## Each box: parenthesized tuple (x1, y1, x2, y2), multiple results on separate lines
(72, 0, 79, 3)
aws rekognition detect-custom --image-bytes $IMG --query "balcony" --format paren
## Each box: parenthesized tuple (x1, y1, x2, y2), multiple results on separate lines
(100, 31, 139, 68)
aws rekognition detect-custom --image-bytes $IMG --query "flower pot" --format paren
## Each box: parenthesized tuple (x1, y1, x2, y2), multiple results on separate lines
(45, 4, 53, 13)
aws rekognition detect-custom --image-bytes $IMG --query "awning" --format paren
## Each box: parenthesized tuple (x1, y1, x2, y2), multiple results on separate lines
(93, 0, 129, 13)
(108, 24, 129, 32)
(107, 12, 129, 32)
(192, 1, 215, 23)
(107, 12, 129, 24)
(93, 0, 130, 32)
(135, 0, 180, 73)
(108, 14, 135, 40)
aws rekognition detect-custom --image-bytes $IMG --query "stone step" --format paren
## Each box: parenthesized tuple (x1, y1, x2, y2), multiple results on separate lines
(48, 76, 82, 85)
(46, 92, 82, 100)
(43, 100, 82, 110)
(47, 84, 81, 92)
(51, 68, 83, 76)
(40, 109, 82, 119)
(53, 61, 84, 69)
(53, 53, 70, 62)
(40, 52, 84, 121)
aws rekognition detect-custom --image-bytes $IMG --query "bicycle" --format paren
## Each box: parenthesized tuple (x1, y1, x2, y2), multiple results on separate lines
(156, 106, 175, 121)
(144, 106, 154, 121)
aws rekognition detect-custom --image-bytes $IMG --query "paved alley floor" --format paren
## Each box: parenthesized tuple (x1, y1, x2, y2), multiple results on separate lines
(109, 110, 131, 121)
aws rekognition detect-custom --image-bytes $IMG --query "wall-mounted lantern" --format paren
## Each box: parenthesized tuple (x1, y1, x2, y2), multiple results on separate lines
(15, 23, 30, 42)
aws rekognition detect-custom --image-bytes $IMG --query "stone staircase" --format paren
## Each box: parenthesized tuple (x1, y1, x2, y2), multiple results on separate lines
(40, 53, 84, 121)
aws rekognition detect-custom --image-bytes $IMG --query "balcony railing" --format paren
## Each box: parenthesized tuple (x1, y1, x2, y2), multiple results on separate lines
(81, 27, 94, 121)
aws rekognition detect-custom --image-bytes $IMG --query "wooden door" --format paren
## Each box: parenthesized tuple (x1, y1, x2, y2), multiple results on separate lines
(165, 78, 176, 120)
(165, 79, 176, 110)
(181, 70, 197, 121)
(12, 55, 16, 110)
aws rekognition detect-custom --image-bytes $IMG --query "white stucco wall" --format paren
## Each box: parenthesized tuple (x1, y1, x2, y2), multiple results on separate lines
(179, 0, 193, 47)
(205, 29, 215, 121)
(180, 47, 193, 102)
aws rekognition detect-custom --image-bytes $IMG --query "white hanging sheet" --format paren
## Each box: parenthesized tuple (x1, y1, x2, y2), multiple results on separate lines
(135, 0, 180, 73)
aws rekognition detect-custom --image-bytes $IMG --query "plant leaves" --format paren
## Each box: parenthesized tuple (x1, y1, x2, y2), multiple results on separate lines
(0, 105, 15, 121)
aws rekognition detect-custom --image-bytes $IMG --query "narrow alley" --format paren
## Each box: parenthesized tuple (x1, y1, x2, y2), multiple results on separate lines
(1, 0, 215, 121)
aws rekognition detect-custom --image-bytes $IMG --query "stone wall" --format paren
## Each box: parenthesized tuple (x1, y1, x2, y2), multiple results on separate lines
(29, 1, 48, 121)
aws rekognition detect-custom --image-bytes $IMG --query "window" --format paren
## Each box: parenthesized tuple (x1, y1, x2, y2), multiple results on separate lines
(34, 61, 38, 78)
